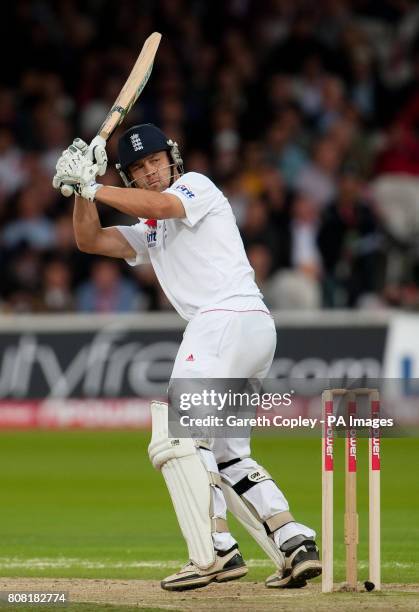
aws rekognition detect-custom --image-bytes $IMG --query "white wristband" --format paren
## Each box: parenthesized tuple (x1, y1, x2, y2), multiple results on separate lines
(79, 182, 102, 202)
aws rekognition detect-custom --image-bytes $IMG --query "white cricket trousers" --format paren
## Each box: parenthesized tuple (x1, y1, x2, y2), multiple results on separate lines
(170, 300, 315, 551)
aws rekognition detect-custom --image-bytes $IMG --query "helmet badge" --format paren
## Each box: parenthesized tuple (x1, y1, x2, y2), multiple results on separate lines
(130, 133, 143, 152)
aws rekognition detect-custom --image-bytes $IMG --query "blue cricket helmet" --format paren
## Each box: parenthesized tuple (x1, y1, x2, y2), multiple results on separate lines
(116, 124, 183, 186)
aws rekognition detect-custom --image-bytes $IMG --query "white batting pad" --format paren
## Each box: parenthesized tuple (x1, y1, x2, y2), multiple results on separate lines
(220, 479, 285, 570)
(148, 401, 216, 568)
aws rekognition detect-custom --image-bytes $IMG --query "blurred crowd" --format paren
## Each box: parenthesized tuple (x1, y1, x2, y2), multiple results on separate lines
(2, 0, 419, 313)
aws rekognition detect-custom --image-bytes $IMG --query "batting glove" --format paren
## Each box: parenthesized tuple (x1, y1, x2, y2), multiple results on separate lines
(89, 136, 107, 176)
(52, 146, 83, 189)
(72, 137, 107, 176)
(57, 154, 100, 186)
(52, 136, 107, 194)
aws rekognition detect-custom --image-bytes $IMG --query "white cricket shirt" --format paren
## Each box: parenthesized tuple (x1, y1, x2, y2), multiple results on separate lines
(116, 172, 264, 321)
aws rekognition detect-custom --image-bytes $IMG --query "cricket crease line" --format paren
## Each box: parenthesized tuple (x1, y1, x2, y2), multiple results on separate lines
(0, 558, 272, 569)
(0, 558, 416, 570)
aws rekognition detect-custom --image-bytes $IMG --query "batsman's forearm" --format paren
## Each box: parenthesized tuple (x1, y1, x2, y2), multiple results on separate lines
(73, 195, 102, 249)
(95, 185, 168, 218)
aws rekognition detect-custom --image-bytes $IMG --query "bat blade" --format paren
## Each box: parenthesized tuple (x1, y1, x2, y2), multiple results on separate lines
(98, 31, 162, 141)
(60, 32, 162, 197)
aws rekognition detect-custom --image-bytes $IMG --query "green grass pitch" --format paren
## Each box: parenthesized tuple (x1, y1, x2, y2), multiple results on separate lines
(0, 430, 418, 584)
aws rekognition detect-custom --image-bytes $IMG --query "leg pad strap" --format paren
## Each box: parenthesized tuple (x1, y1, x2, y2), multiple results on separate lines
(264, 511, 295, 534)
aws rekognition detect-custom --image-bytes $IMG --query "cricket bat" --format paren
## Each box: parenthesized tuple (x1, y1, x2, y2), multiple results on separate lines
(61, 31, 162, 197)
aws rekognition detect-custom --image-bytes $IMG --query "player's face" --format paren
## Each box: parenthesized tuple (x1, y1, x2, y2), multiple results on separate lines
(129, 151, 172, 191)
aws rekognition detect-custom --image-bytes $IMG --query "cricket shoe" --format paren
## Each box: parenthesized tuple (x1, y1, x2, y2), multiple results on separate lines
(265, 535, 322, 588)
(161, 544, 248, 591)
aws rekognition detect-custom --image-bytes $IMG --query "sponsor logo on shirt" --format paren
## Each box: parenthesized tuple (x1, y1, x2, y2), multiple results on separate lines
(145, 218, 157, 248)
(174, 183, 195, 198)
(146, 229, 157, 247)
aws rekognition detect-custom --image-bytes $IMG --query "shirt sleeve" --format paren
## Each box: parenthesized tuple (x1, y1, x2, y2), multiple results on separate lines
(164, 172, 223, 227)
(116, 223, 150, 266)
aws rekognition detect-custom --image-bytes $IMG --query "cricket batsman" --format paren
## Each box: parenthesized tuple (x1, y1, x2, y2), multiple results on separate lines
(52, 124, 322, 591)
